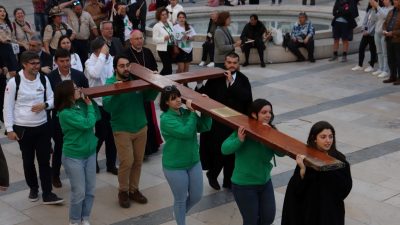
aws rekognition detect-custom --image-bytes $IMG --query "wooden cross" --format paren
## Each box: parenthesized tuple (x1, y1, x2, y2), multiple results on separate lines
(82, 63, 344, 171)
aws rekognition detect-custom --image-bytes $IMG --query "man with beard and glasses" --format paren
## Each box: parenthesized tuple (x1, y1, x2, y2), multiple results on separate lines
(196, 52, 253, 190)
(103, 55, 159, 208)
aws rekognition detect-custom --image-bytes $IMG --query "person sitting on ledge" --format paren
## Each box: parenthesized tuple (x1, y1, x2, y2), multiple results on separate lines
(240, 14, 269, 67)
(287, 12, 316, 62)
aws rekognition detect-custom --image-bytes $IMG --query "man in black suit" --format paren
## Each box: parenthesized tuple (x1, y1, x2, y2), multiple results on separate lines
(196, 52, 253, 190)
(99, 21, 124, 57)
(28, 34, 53, 75)
(47, 48, 89, 188)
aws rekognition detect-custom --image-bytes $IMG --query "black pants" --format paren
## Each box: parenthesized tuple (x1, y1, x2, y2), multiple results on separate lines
(206, 132, 235, 186)
(131, 3, 147, 33)
(17, 123, 53, 195)
(249, 0, 259, 4)
(0, 145, 9, 188)
(386, 39, 400, 80)
(158, 46, 173, 75)
(95, 106, 117, 169)
(302, 0, 315, 5)
(242, 40, 265, 64)
(51, 116, 63, 179)
(72, 39, 89, 68)
(201, 41, 215, 62)
(358, 35, 377, 67)
(287, 38, 315, 60)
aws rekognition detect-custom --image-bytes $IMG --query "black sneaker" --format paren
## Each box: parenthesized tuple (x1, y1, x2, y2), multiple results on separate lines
(29, 189, 39, 202)
(42, 192, 64, 205)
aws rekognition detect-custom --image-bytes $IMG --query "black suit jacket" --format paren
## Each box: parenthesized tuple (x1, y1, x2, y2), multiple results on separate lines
(46, 68, 89, 133)
(99, 36, 124, 57)
(40, 51, 53, 73)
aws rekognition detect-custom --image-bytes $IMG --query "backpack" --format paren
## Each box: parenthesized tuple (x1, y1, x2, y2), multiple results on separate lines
(14, 74, 47, 102)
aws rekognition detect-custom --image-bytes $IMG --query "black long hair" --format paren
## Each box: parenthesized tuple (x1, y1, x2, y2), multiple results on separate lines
(0, 5, 13, 32)
(54, 80, 75, 111)
(248, 99, 275, 129)
(177, 11, 190, 31)
(307, 121, 337, 153)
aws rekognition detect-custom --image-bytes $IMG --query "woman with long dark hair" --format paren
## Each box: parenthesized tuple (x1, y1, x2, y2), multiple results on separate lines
(55, 80, 99, 225)
(222, 99, 284, 225)
(281, 121, 353, 225)
(0, 5, 17, 77)
(53, 35, 83, 71)
(159, 85, 211, 225)
(173, 12, 196, 73)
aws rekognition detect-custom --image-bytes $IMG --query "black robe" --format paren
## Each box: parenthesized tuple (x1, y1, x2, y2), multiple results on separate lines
(123, 47, 162, 155)
(197, 71, 253, 170)
(281, 150, 353, 225)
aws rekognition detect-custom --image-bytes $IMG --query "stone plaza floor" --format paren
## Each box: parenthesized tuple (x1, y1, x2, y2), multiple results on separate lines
(1, 0, 400, 225)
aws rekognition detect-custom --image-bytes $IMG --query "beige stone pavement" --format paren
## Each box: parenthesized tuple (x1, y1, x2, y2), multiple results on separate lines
(1, 1, 400, 225)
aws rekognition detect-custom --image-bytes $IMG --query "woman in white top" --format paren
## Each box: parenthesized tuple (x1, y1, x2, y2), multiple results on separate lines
(370, 0, 393, 78)
(153, 7, 176, 75)
(12, 8, 34, 53)
(166, 0, 184, 25)
(53, 35, 83, 72)
(173, 12, 196, 73)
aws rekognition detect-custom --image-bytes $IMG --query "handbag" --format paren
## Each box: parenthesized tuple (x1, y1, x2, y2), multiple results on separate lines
(148, 0, 156, 12)
(171, 44, 180, 59)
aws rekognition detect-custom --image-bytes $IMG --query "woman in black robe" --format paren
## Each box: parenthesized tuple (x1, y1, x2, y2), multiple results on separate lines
(281, 121, 352, 225)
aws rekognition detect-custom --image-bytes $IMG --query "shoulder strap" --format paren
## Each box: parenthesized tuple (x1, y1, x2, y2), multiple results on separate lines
(12, 22, 16, 34)
(25, 21, 31, 29)
(39, 74, 47, 102)
(14, 75, 21, 101)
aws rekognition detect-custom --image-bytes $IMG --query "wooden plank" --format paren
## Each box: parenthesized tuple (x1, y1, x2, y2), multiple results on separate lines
(129, 64, 345, 171)
(81, 68, 225, 98)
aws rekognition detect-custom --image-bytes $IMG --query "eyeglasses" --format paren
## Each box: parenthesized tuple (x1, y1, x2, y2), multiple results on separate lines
(164, 85, 177, 92)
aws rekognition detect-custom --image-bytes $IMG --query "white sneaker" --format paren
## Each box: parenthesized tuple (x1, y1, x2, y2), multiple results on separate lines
(372, 70, 382, 75)
(198, 61, 206, 66)
(206, 62, 215, 67)
(377, 71, 389, 78)
(351, 65, 363, 71)
(82, 220, 91, 225)
(364, 66, 374, 72)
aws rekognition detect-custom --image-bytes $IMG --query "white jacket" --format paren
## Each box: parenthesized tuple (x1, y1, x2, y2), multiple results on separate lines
(84, 53, 114, 106)
(3, 70, 54, 132)
(152, 21, 175, 52)
(166, 4, 184, 25)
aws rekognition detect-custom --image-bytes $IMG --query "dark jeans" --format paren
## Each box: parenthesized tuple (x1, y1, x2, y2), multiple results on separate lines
(358, 35, 377, 67)
(302, 0, 315, 5)
(17, 123, 53, 195)
(201, 41, 215, 62)
(0, 145, 9, 188)
(386, 38, 400, 80)
(158, 46, 173, 75)
(34, 13, 48, 32)
(72, 39, 89, 68)
(95, 106, 117, 169)
(51, 116, 63, 178)
(287, 38, 315, 60)
(232, 180, 276, 225)
(242, 40, 265, 64)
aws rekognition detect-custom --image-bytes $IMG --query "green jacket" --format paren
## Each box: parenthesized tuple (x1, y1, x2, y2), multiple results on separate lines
(102, 74, 159, 133)
(161, 108, 212, 170)
(58, 100, 100, 159)
(222, 131, 285, 185)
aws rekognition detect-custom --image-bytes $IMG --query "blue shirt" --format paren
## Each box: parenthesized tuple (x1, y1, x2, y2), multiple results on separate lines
(291, 21, 315, 40)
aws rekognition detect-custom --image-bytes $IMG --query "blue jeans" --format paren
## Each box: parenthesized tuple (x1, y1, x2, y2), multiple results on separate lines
(374, 32, 389, 73)
(62, 153, 96, 223)
(34, 13, 47, 32)
(163, 162, 203, 225)
(232, 180, 276, 225)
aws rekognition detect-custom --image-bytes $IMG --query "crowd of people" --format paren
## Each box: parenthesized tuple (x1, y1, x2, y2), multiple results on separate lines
(0, 1, 372, 225)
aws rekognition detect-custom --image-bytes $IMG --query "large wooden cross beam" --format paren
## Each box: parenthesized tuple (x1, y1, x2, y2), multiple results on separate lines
(81, 64, 345, 171)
